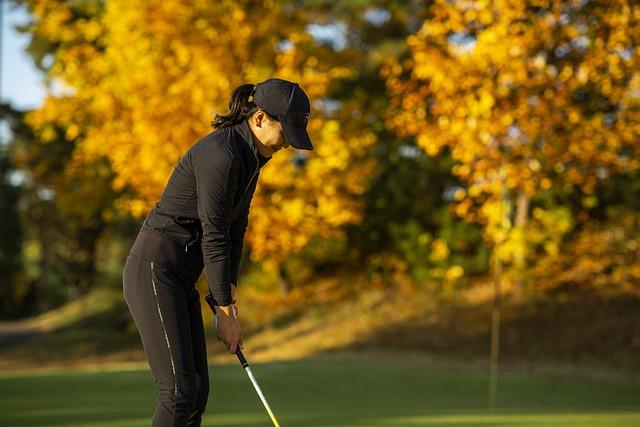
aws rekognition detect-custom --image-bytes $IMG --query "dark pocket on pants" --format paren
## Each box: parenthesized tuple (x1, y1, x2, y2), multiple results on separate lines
(150, 261, 190, 294)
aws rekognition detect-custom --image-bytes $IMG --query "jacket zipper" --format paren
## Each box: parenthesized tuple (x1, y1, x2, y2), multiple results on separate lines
(234, 145, 260, 215)
(243, 141, 260, 196)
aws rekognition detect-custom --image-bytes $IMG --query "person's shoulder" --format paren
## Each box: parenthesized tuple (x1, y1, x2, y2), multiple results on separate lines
(190, 127, 242, 170)
(192, 128, 238, 156)
(195, 127, 232, 147)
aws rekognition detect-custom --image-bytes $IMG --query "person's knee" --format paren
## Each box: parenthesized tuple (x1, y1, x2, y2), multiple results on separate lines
(180, 375, 200, 407)
(157, 383, 174, 403)
(157, 376, 199, 408)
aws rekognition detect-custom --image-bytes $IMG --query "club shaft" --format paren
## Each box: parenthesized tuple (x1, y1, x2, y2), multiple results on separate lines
(243, 364, 281, 427)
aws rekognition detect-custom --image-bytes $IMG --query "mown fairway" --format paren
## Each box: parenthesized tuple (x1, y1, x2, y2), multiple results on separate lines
(1, 356, 638, 427)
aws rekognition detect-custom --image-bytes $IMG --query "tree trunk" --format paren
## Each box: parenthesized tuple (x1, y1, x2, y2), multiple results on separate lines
(512, 191, 530, 302)
(489, 250, 502, 411)
(277, 263, 291, 295)
(67, 224, 103, 297)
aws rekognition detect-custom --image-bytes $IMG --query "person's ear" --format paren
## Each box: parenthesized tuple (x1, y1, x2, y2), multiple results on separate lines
(254, 110, 265, 128)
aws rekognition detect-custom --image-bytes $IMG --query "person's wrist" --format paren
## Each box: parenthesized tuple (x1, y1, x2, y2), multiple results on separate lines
(215, 303, 237, 317)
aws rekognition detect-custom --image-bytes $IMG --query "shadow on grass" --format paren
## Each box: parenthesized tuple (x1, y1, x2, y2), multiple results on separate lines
(346, 289, 640, 373)
(0, 298, 140, 365)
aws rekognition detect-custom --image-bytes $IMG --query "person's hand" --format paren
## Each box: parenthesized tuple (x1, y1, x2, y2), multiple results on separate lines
(214, 303, 243, 354)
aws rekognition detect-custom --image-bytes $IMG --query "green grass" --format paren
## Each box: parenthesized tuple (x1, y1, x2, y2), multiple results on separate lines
(0, 356, 638, 427)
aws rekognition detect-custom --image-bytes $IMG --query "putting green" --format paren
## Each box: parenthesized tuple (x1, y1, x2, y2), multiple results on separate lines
(0, 356, 638, 426)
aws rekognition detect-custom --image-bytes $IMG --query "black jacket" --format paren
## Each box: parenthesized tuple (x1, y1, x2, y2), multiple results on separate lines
(141, 120, 272, 305)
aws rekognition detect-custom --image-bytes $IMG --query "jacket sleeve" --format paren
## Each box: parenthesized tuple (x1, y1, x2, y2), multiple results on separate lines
(229, 178, 256, 286)
(193, 143, 238, 306)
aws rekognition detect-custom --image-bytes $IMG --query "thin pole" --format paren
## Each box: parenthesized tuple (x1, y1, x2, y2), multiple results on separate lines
(489, 165, 506, 411)
(488, 250, 501, 410)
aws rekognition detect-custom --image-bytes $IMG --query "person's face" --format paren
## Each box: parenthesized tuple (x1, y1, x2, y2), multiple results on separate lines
(251, 110, 290, 155)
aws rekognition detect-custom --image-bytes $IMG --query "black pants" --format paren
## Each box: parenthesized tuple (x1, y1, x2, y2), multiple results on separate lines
(123, 230, 207, 427)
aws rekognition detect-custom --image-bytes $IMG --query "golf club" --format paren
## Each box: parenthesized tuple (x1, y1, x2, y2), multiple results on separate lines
(205, 293, 282, 427)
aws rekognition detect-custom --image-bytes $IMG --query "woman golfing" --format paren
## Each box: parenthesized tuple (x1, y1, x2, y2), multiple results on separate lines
(122, 78, 313, 426)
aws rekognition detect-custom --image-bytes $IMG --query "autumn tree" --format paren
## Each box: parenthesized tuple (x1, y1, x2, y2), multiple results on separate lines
(384, 0, 640, 296)
(276, 2, 478, 289)
(21, 0, 377, 292)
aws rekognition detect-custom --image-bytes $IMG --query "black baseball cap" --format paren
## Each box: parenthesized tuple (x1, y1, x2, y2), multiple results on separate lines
(253, 78, 314, 150)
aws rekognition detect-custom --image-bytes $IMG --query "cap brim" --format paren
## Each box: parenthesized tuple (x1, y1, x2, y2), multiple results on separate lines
(281, 118, 313, 150)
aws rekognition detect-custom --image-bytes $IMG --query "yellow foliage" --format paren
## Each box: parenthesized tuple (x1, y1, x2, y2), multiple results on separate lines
(24, 0, 376, 267)
(385, 0, 640, 250)
(430, 239, 450, 262)
(445, 265, 465, 282)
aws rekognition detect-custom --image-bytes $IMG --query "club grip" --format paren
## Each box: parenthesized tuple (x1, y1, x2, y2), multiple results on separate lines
(204, 293, 217, 313)
(235, 348, 249, 368)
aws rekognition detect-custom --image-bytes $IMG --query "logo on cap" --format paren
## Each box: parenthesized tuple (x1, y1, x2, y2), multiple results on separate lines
(290, 111, 310, 125)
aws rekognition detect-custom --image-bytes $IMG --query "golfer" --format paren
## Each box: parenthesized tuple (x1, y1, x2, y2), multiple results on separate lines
(122, 78, 313, 426)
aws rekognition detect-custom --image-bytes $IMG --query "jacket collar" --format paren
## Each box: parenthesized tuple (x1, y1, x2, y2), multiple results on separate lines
(235, 120, 272, 169)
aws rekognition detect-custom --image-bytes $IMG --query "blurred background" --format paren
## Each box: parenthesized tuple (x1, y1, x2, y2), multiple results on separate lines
(0, 1, 638, 426)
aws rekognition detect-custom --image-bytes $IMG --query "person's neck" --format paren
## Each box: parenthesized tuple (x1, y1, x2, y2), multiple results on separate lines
(253, 140, 273, 158)
(247, 123, 274, 158)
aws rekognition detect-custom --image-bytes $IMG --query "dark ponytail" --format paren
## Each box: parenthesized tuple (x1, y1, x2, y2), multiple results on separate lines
(211, 83, 258, 129)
